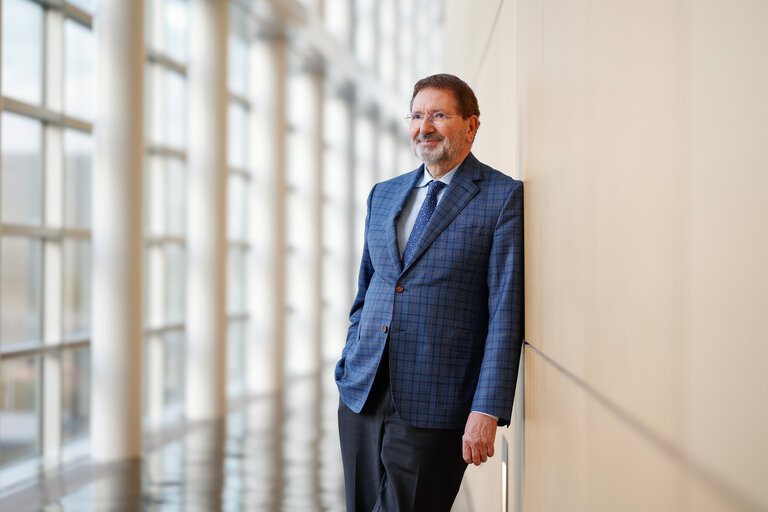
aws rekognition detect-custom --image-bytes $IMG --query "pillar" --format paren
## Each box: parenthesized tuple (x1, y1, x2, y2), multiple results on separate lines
(91, 0, 145, 461)
(247, 34, 288, 394)
(186, 0, 228, 420)
(285, 63, 323, 378)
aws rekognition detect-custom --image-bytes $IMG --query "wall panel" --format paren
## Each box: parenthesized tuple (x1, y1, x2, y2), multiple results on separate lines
(445, 0, 768, 510)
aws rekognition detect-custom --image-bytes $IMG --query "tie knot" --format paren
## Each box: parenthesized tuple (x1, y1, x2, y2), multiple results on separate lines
(428, 180, 446, 195)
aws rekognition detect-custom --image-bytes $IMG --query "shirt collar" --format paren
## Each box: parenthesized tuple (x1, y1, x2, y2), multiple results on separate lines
(415, 164, 460, 188)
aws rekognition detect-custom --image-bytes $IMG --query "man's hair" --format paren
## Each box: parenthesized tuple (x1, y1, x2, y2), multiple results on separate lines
(410, 74, 481, 118)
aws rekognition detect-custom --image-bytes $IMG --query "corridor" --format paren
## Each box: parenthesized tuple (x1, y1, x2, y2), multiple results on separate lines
(2, 0, 767, 510)
(0, 372, 345, 511)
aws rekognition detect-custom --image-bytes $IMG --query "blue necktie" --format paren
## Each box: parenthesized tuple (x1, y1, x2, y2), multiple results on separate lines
(402, 180, 446, 266)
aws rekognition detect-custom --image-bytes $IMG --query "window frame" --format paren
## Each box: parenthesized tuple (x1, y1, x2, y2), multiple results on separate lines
(225, 0, 252, 399)
(142, 0, 189, 428)
(0, 0, 95, 484)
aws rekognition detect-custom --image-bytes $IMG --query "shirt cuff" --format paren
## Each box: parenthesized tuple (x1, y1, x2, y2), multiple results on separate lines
(472, 410, 499, 421)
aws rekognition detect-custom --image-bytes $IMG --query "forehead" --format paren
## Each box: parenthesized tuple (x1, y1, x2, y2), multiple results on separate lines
(411, 87, 457, 112)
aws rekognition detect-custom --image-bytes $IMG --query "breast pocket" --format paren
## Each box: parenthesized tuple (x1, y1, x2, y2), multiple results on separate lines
(442, 222, 485, 240)
(436, 225, 491, 272)
(446, 329, 484, 353)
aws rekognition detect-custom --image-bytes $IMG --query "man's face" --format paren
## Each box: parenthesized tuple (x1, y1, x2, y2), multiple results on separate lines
(409, 88, 475, 167)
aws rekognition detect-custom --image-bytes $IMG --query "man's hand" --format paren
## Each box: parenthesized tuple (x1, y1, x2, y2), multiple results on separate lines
(462, 412, 497, 465)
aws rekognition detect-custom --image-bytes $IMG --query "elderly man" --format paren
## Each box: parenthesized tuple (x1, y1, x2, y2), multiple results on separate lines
(335, 74, 524, 511)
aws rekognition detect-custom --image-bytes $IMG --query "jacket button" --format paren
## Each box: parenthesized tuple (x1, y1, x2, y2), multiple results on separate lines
(395, 285, 404, 293)
(382, 326, 388, 333)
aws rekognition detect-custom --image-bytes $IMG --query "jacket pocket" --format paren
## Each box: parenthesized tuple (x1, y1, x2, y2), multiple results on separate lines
(446, 329, 484, 353)
(442, 223, 487, 240)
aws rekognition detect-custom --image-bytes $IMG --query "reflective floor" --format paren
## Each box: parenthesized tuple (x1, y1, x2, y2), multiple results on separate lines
(0, 374, 346, 511)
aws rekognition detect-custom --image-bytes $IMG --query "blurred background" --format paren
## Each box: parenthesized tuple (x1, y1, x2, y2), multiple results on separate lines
(0, 0, 766, 511)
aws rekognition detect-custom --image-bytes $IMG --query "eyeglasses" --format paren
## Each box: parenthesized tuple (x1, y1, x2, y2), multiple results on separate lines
(404, 112, 465, 127)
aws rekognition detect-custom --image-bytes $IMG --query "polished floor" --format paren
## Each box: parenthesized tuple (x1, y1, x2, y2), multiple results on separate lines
(0, 374, 346, 511)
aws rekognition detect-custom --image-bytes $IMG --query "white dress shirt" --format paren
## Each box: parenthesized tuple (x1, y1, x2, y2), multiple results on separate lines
(397, 166, 458, 258)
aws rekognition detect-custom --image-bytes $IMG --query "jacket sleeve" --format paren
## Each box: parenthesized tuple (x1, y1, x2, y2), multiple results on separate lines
(335, 185, 376, 379)
(471, 180, 524, 426)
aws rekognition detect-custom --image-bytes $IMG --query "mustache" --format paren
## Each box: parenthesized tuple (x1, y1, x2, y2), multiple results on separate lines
(415, 134, 444, 143)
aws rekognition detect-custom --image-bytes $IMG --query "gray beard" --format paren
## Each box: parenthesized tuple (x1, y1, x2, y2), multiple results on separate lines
(412, 135, 453, 164)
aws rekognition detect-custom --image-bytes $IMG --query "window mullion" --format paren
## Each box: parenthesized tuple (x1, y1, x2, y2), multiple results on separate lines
(63, 2, 93, 28)
(44, 6, 64, 112)
(39, 0, 66, 469)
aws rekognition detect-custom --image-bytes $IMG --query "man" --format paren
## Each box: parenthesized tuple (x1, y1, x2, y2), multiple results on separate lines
(335, 74, 523, 511)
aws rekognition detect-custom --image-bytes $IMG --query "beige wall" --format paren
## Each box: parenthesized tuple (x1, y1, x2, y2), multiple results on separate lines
(444, 1, 768, 510)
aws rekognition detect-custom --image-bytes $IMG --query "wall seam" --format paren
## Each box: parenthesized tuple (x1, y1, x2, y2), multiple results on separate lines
(524, 342, 764, 512)
(472, 0, 506, 83)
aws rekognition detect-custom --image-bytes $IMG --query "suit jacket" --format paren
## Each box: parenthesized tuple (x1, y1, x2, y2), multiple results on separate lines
(335, 152, 524, 429)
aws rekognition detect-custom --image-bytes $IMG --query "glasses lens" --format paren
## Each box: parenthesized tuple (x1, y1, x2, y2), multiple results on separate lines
(407, 114, 444, 126)
(431, 114, 446, 125)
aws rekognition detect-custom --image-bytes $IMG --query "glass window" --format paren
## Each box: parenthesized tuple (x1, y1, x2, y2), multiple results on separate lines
(354, 0, 375, 67)
(228, 102, 248, 169)
(1, 0, 43, 105)
(144, 0, 153, 46)
(2, 0, 97, 476)
(141, 335, 155, 418)
(163, 331, 185, 414)
(145, 62, 159, 145)
(1, 237, 42, 346)
(164, 69, 187, 149)
(164, 243, 186, 324)
(61, 348, 90, 443)
(285, 251, 311, 311)
(63, 130, 93, 229)
(398, 0, 415, 93)
(163, 0, 188, 63)
(286, 190, 313, 250)
(227, 173, 248, 242)
(324, 0, 351, 46)
(165, 158, 186, 237)
(378, 127, 396, 180)
(64, 19, 95, 120)
(144, 0, 190, 427)
(63, 240, 92, 337)
(226, 0, 251, 403)
(228, 30, 248, 97)
(379, 0, 396, 83)
(144, 248, 159, 329)
(67, 0, 95, 12)
(145, 155, 164, 237)
(0, 357, 41, 465)
(1, 112, 42, 225)
(227, 247, 246, 314)
(227, 321, 245, 396)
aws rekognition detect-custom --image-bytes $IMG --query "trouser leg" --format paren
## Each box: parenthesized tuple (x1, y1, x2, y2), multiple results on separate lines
(339, 345, 467, 512)
(338, 352, 392, 512)
(338, 397, 384, 511)
(377, 401, 467, 512)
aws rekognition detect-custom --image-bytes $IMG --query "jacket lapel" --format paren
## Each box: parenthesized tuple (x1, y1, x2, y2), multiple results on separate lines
(386, 167, 424, 274)
(401, 154, 482, 274)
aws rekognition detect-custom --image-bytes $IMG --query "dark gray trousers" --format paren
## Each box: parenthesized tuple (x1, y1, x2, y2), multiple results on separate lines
(337, 351, 467, 512)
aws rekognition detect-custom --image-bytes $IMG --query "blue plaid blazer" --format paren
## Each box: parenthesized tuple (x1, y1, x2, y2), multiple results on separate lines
(335, 153, 523, 429)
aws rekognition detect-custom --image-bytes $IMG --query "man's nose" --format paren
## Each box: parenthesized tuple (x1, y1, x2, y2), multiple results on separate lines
(418, 117, 436, 134)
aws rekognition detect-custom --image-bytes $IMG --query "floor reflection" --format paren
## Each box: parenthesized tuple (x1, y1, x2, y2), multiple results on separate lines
(1, 371, 345, 512)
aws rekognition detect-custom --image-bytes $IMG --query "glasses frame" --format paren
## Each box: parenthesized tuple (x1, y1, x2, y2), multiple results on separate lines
(404, 112, 466, 126)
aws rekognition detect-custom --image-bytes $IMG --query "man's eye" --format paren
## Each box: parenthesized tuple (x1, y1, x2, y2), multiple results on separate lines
(412, 113, 424, 120)
(432, 113, 447, 120)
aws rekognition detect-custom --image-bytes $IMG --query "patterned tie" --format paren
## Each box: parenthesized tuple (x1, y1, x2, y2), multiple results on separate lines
(402, 180, 446, 266)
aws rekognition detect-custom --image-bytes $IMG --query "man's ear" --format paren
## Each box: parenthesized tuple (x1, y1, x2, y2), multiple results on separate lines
(466, 116, 480, 144)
